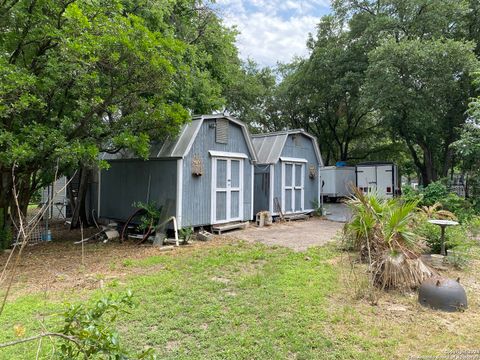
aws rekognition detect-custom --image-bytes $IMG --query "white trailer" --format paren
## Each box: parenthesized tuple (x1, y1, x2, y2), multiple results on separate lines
(319, 166, 356, 202)
(355, 163, 399, 198)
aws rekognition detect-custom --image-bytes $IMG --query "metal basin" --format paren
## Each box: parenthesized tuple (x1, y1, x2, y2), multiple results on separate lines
(418, 277, 467, 312)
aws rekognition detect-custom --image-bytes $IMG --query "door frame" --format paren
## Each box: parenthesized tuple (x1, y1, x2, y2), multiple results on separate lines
(281, 158, 306, 214)
(211, 153, 245, 224)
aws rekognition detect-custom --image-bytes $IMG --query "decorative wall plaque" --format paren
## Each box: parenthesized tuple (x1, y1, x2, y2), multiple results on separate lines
(309, 164, 317, 179)
(192, 154, 203, 176)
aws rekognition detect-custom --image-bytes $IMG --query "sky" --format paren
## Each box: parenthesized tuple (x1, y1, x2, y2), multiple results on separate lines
(214, 0, 332, 67)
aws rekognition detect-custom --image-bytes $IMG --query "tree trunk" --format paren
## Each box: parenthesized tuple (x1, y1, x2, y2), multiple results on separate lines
(422, 147, 437, 185)
(70, 167, 90, 229)
(0, 168, 13, 248)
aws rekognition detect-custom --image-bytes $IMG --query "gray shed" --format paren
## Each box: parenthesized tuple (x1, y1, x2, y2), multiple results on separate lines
(252, 130, 323, 216)
(98, 115, 257, 228)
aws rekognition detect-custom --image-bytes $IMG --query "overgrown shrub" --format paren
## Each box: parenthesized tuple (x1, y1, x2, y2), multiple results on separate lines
(344, 190, 433, 290)
(421, 181, 449, 206)
(469, 216, 480, 238)
(402, 181, 476, 222)
(401, 185, 423, 203)
(440, 193, 475, 221)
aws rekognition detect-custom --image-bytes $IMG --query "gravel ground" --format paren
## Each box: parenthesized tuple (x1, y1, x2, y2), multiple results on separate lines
(323, 202, 352, 222)
(226, 217, 344, 252)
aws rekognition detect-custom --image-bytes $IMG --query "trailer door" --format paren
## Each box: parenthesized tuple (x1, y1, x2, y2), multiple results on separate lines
(376, 165, 394, 198)
(356, 166, 376, 193)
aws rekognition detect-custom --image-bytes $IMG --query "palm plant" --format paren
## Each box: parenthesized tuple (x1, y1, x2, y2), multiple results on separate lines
(419, 202, 457, 221)
(344, 188, 434, 290)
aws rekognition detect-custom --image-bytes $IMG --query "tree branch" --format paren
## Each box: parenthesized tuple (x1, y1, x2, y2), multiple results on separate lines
(0, 332, 82, 350)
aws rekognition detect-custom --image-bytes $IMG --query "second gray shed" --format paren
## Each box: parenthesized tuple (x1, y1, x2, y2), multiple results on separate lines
(98, 115, 257, 228)
(252, 130, 323, 216)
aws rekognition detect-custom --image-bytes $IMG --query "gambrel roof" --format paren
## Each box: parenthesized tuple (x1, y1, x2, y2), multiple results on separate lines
(251, 129, 323, 166)
(102, 114, 257, 161)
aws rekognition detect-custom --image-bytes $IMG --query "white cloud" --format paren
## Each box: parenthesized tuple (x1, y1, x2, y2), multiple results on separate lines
(215, 0, 331, 67)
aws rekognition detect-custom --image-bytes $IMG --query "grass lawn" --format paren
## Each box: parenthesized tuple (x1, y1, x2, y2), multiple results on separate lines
(0, 239, 479, 359)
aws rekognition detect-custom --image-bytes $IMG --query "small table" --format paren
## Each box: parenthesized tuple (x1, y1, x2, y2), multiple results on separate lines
(428, 219, 459, 256)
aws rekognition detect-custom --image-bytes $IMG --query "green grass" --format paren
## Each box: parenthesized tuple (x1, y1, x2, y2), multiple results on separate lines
(1, 241, 479, 359)
(0, 242, 355, 359)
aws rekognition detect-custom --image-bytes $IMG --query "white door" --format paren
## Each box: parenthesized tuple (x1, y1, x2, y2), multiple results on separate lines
(213, 158, 243, 223)
(356, 166, 376, 193)
(377, 165, 394, 197)
(282, 162, 304, 213)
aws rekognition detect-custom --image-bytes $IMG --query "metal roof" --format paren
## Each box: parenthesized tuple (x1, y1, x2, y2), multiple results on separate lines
(102, 114, 257, 161)
(252, 129, 323, 166)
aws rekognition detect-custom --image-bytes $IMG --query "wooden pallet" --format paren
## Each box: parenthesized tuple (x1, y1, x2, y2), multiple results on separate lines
(283, 213, 310, 222)
(212, 222, 248, 235)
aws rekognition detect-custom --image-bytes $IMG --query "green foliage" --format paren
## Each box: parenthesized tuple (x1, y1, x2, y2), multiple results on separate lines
(0, 0, 249, 234)
(455, 117, 480, 209)
(469, 216, 480, 238)
(311, 199, 324, 217)
(415, 210, 476, 257)
(179, 227, 194, 244)
(421, 182, 449, 206)
(402, 181, 476, 221)
(445, 225, 476, 269)
(345, 190, 421, 256)
(401, 185, 423, 203)
(57, 290, 155, 359)
(365, 37, 478, 184)
(133, 201, 162, 232)
(264, 0, 480, 178)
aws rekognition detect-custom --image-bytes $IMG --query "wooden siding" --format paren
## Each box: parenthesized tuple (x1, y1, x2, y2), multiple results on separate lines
(181, 119, 253, 227)
(274, 134, 319, 213)
(99, 160, 177, 222)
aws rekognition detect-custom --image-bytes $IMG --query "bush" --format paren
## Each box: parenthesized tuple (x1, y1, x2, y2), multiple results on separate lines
(421, 181, 449, 206)
(344, 190, 433, 290)
(440, 193, 475, 221)
(401, 181, 476, 222)
(401, 185, 423, 203)
(4, 291, 155, 359)
(414, 220, 442, 253)
(469, 216, 480, 238)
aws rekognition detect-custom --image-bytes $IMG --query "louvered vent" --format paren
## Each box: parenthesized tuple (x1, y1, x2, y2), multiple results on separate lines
(216, 119, 229, 144)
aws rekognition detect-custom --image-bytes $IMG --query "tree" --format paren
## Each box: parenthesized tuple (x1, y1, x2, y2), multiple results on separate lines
(454, 120, 480, 202)
(0, 0, 243, 235)
(364, 39, 477, 184)
(223, 59, 276, 131)
(331, 0, 478, 183)
(262, 16, 390, 164)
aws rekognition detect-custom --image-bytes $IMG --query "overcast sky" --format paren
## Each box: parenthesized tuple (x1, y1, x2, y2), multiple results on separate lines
(214, 0, 331, 67)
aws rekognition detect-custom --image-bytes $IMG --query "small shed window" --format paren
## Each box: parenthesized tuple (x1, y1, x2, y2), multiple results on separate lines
(216, 119, 229, 144)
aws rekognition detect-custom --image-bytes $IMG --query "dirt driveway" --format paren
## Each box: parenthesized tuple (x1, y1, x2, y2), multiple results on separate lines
(227, 217, 343, 252)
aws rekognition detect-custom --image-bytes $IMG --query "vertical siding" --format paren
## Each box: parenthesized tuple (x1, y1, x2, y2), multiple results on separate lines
(253, 165, 270, 214)
(100, 159, 177, 221)
(182, 119, 253, 227)
(274, 134, 320, 213)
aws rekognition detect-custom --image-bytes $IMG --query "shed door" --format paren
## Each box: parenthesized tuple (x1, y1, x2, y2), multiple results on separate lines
(282, 162, 304, 213)
(213, 158, 243, 223)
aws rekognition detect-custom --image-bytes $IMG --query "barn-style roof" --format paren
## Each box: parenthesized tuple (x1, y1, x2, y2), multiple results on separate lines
(251, 129, 323, 166)
(102, 114, 257, 161)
